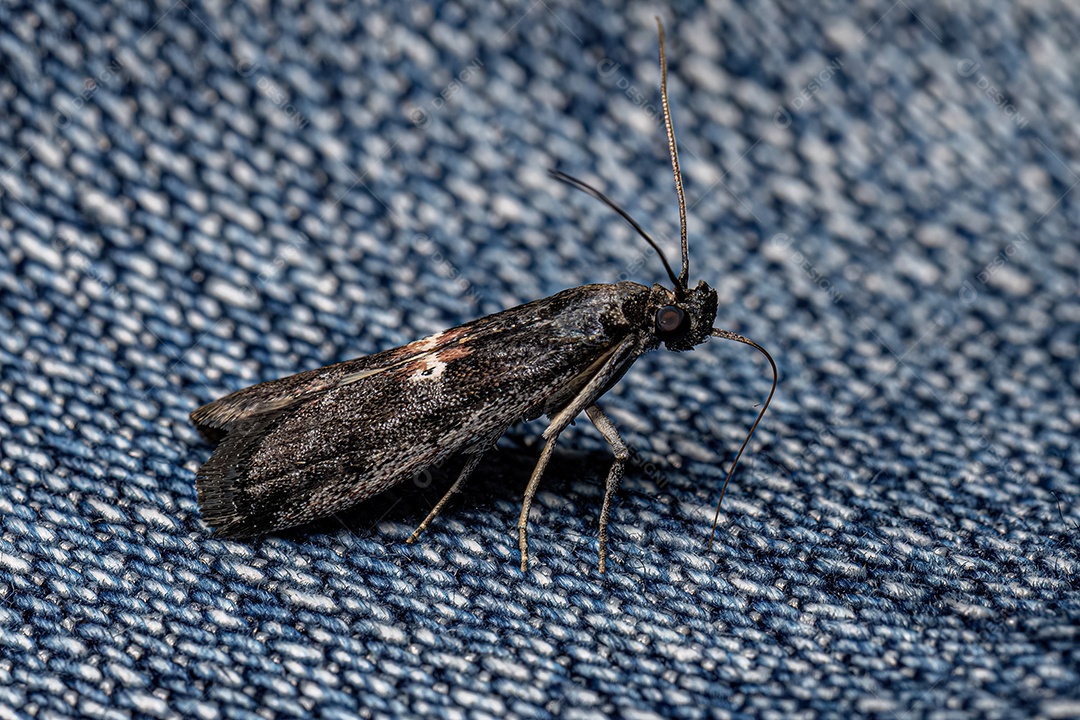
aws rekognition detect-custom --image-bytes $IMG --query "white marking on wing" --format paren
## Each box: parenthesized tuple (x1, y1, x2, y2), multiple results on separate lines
(408, 356, 447, 382)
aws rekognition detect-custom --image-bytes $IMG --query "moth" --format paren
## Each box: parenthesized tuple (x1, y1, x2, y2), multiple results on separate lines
(191, 19, 777, 572)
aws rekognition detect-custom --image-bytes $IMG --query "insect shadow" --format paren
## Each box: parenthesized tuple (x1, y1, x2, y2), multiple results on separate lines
(298, 433, 628, 545)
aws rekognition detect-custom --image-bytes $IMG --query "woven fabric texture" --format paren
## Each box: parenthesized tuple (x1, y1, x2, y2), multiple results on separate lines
(1, 1, 1078, 718)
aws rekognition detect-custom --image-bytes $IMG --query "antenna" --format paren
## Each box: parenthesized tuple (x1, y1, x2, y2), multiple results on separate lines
(707, 329, 779, 551)
(548, 169, 680, 288)
(656, 17, 690, 291)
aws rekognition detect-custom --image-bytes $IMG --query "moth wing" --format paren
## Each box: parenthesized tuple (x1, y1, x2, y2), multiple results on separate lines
(189, 327, 472, 443)
(192, 283, 651, 538)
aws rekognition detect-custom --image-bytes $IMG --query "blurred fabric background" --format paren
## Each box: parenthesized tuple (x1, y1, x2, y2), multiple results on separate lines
(1, 1, 1078, 717)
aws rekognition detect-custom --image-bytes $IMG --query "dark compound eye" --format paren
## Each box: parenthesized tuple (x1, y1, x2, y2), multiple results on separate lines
(655, 305, 689, 342)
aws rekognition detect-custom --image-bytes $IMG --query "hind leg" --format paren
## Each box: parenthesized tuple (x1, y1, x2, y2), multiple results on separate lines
(407, 451, 486, 543)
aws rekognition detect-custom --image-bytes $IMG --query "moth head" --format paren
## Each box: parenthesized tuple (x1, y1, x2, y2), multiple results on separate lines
(650, 280, 717, 352)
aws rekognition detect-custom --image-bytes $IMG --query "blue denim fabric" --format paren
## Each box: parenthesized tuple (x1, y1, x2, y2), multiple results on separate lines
(1, 1, 1078, 718)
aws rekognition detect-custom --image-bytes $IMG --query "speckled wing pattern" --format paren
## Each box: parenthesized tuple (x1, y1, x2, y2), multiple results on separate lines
(191, 282, 653, 537)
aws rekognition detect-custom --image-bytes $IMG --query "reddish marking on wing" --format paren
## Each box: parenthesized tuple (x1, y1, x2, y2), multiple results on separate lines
(436, 344, 473, 362)
(398, 358, 428, 376)
(386, 326, 470, 362)
(437, 326, 469, 344)
(388, 338, 436, 360)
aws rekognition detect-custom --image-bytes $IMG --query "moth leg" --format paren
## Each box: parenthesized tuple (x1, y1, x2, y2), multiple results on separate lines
(585, 404, 627, 574)
(407, 451, 485, 544)
(518, 433, 561, 572)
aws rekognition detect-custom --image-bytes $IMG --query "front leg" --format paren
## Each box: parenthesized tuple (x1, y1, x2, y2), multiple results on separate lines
(585, 404, 628, 573)
(518, 433, 561, 572)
